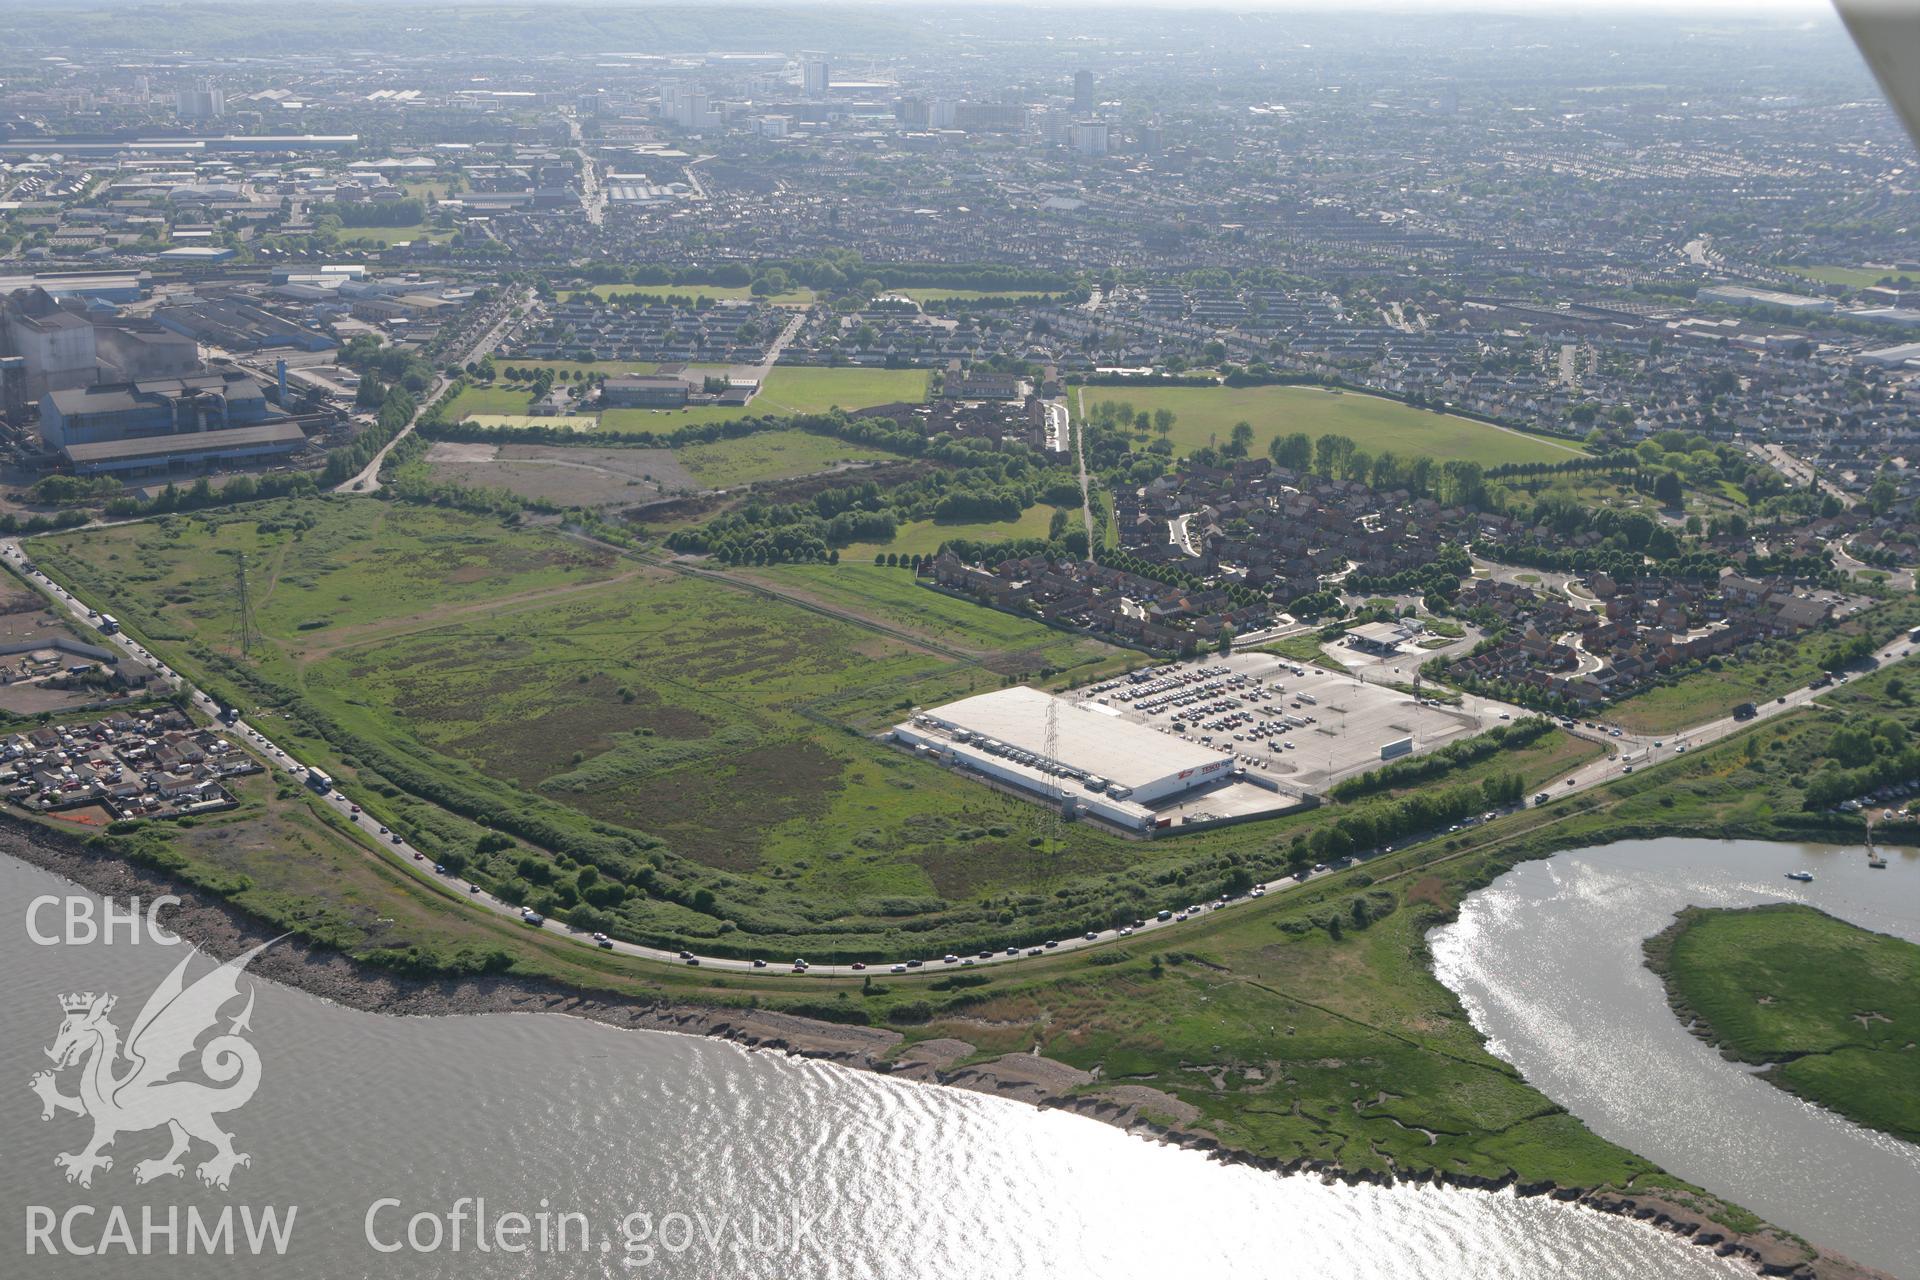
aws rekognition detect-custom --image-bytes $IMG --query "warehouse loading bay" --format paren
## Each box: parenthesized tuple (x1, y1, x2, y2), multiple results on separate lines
(897, 650, 1519, 834)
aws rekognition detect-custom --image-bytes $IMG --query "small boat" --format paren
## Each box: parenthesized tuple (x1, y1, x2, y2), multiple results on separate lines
(1869, 853, 1888, 869)
(1785, 870, 1815, 883)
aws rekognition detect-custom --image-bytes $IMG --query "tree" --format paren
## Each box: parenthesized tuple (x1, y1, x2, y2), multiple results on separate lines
(1270, 432, 1313, 472)
(1652, 470, 1684, 508)
(1868, 471, 1899, 516)
(1227, 421, 1255, 458)
(1827, 725, 1876, 769)
(1314, 433, 1354, 478)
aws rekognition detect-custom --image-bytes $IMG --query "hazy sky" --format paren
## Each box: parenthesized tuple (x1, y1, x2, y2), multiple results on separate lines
(1012, 0, 1835, 10)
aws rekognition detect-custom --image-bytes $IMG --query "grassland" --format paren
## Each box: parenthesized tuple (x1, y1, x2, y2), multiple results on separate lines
(601, 367, 930, 430)
(1257, 632, 1346, 670)
(51, 650, 1880, 1256)
(445, 385, 556, 419)
(673, 429, 896, 487)
(1609, 595, 1920, 735)
(1492, 471, 1739, 525)
(1645, 904, 1920, 1144)
(451, 367, 926, 431)
(31, 497, 1623, 965)
(746, 562, 1103, 663)
(1080, 384, 1583, 467)
(842, 505, 1065, 561)
(457, 414, 594, 431)
(1780, 265, 1916, 290)
(560, 283, 814, 305)
(26, 501, 1158, 953)
(892, 287, 1060, 303)
(335, 223, 453, 247)
(496, 360, 662, 378)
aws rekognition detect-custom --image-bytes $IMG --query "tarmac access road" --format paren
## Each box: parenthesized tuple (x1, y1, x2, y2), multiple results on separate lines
(336, 286, 531, 495)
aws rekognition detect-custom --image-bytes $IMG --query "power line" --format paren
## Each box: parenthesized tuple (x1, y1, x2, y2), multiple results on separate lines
(1042, 689, 1065, 851)
(231, 551, 255, 659)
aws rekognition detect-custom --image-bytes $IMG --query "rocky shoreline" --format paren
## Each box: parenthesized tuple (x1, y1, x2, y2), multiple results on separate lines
(2, 818, 1891, 1280)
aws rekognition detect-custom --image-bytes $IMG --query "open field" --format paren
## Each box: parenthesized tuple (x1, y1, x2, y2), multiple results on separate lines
(745, 562, 1110, 665)
(892, 288, 1060, 303)
(843, 505, 1065, 560)
(455, 368, 929, 432)
(560, 283, 814, 305)
(600, 366, 931, 430)
(335, 223, 453, 247)
(421, 440, 692, 506)
(445, 385, 539, 418)
(1646, 904, 1920, 1144)
(459, 414, 588, 430)
(495, 360, 662, 378)
(1780, 265, 1916, 290)
(430, 427, 901, 492)
(674, 429, 897, 487)
(1081, 384, 1584, 467)
(27, 501, 1158, 953)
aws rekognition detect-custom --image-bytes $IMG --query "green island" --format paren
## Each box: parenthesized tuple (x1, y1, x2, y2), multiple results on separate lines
(1645, 904, 1920, 1145)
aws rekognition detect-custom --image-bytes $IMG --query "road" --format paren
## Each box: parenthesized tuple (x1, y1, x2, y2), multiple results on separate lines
(1831, 539, 1915, 592)
(4, 534, 1911, 981)
(1042, 398, 1069, 454)
(335, 286, 530, 495)
(753, 309, 807, 381)
(1069, 391, 1095, 547)
(1169, 512, 1199, 557)
(563, 114, 605, 226)
(1751, 441, 1853, 509)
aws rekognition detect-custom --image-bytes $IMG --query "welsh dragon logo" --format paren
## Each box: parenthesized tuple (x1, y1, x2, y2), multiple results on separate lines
(29, 940, 273, 1190)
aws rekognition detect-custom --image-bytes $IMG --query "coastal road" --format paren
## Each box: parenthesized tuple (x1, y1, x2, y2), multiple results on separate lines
(5, 535, 1912, 982)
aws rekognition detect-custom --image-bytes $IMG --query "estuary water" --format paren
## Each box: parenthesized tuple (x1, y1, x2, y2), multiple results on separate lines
(0, 854, 1757, 1280)
(1430, 837, 1920, 1279)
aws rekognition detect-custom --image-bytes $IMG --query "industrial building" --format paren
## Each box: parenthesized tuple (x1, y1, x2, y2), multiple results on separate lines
(40, 372, 307, 475)
(1696, 284, 1835, 314)
(1, 288, 98, 401)
(1, 286, 197, 409)
(603, 373, 691, 408)
(893, 685, 1236, 829)
(151, 296, 338, 353)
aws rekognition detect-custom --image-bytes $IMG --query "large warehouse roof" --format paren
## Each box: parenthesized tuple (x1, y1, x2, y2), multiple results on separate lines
(926, 686, 1227, 789)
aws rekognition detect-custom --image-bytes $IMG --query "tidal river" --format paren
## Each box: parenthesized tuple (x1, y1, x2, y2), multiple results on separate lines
(0, 854, 1758, 1280)
(1430, 837, 1920, 1279)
